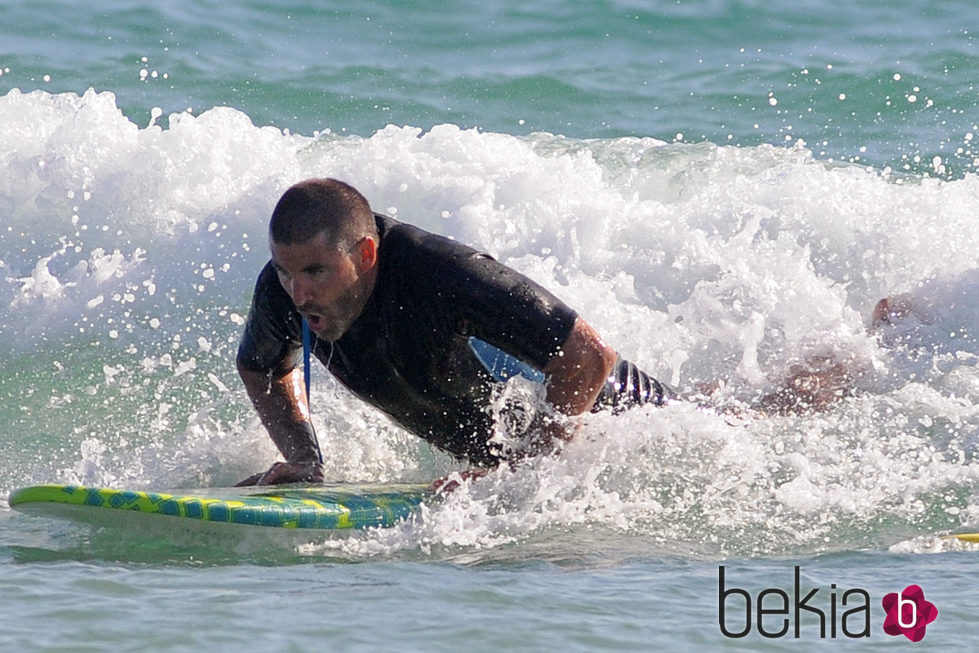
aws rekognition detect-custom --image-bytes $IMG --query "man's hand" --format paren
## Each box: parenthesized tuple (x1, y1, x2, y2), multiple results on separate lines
(235, 461, 324, 486)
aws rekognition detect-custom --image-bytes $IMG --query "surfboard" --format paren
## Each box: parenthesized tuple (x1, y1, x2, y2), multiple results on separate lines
(8, 483, 431, 531)
(946, 533, 979, 543)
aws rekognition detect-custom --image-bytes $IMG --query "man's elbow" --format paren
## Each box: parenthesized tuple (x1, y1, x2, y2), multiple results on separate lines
(544, 317, 617, 414)
(565, 317, 617, 381)
(236, 353, 258, 384)
(236, 354, 277, 396)
(235, 353, 252, 377)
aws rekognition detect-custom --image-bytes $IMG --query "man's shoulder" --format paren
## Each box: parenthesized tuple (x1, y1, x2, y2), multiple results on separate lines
(376, 213, 423, 247)
(249, 259, 282, 298)
(377, 214, 481, 263)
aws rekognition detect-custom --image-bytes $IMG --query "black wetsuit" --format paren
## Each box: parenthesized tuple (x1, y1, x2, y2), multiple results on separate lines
(237, 215, 671, 465)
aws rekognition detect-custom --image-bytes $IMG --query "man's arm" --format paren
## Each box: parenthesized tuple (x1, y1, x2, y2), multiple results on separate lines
(235, 361, 324, 486)
(543, 317, 617, 415)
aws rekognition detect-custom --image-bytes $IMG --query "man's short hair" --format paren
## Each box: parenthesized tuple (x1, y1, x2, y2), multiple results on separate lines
(269, 178, 376, 249)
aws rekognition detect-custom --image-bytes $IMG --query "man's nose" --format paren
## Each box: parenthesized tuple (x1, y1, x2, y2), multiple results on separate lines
(289, 277, 310, 306)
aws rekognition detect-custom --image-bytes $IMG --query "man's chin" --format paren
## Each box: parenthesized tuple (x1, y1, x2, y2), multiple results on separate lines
(311, 324, 345, 342)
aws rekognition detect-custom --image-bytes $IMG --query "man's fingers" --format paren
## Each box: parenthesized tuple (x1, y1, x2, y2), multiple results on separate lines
(234, 471, 265, 487)
(235, 461, 324, 487)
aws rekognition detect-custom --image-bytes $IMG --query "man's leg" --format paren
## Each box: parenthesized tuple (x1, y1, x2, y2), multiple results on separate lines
(591, 357, 676, 414)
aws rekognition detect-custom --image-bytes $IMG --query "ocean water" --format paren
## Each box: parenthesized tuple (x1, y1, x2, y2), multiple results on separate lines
(2, 1, 979, 650)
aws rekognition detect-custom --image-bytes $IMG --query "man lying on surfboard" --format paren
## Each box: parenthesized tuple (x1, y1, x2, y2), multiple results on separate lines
(235, 178, 865, 486)
(235, 178, 675, 486)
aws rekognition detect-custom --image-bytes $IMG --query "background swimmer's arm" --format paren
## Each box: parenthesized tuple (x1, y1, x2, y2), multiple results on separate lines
(234, 362, 324, 486)
(543, 317, 617, 416)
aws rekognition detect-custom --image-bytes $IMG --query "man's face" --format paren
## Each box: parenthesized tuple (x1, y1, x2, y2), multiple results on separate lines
(270, 231, 367, 341)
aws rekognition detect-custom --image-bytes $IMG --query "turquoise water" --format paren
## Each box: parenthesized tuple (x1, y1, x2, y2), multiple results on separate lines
(3, 1, 979, 649)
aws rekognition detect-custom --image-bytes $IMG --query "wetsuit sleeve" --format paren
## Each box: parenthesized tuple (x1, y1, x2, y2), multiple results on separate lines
(236, 261, 303, 375)
(409, 234, 579, 371)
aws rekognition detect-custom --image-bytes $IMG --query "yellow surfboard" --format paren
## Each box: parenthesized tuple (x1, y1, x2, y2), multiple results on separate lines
(946, 533, 979, 543)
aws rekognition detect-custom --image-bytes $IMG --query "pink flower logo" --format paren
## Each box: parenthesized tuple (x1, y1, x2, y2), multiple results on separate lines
(882, 585, 938, 642)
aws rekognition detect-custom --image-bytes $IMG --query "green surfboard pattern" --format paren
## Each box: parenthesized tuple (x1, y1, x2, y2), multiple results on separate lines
(9, 483, 430, 530)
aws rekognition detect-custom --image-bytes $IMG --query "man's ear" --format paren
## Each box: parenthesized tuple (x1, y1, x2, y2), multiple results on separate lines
(355, 236, 377, 272)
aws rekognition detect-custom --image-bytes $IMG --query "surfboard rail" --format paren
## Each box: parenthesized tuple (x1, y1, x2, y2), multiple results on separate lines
(9, 483, 430, 530)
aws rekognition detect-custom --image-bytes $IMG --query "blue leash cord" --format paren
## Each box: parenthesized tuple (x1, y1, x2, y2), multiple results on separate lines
(302, 318, 312, 405)
(301, 318, 323, 463)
